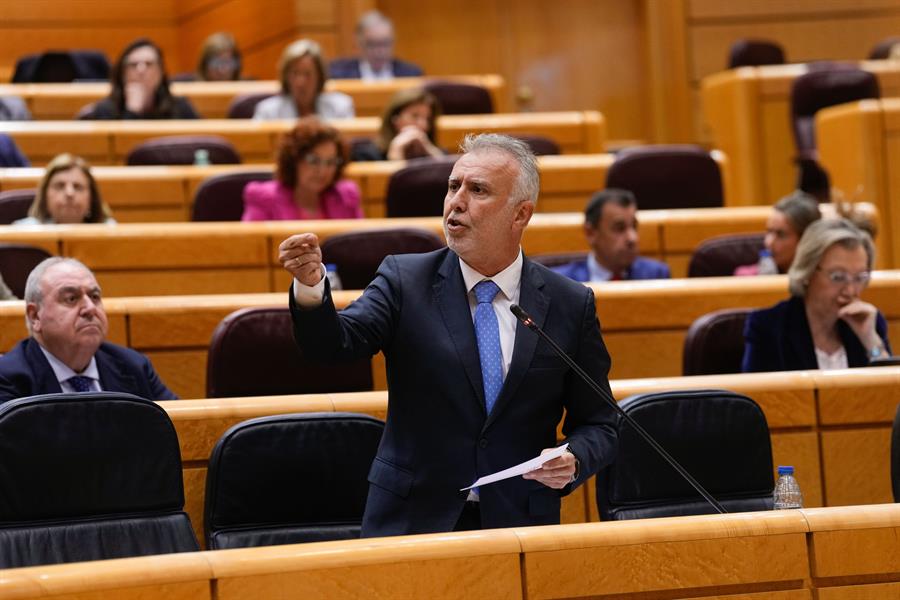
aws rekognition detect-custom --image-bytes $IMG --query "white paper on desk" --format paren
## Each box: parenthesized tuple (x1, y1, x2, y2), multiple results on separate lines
(460, 443, 569, 491)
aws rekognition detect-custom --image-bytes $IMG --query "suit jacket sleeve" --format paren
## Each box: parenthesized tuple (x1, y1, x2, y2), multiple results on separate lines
(741, 309, 779, 372)
(140, 353, 178, 400)
(560, 285, 617, 489)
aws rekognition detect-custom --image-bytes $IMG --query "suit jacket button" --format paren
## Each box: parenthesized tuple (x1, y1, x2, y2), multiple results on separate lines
(479, 438, 488, 449)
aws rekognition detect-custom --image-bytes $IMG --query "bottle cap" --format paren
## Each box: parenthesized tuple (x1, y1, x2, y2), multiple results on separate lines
(777, 465, 794, 475)
(325, 263, 338, 272)
(759, 249, 772, 258)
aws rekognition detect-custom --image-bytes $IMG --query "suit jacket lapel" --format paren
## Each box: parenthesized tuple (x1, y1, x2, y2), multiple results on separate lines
(24, 339, 63, 396)
(95, 346, 139, 396)
(434, 250, 486, 414)
(484, 258, 548, 430)
(786, 297, 818, 370)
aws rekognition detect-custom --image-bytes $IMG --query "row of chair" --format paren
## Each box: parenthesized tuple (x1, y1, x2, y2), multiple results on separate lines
(727, 36, 900, 69)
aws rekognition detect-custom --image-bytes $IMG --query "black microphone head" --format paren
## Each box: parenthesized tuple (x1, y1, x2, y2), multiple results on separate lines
(510, 304, 536, 329)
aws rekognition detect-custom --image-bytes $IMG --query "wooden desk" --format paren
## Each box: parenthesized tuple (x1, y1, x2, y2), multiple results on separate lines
(0, 110, 606, 166)
(0, 75, 508, 120)
(817, 98, 900, 269)
(4, 505, 900, 599)
(702, 61, 900, 208)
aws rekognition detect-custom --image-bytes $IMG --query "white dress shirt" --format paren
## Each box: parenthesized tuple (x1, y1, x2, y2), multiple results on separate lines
(586, 253, 614, 282)
(359, 61, 394, 81)
(38, 345, 102, 393)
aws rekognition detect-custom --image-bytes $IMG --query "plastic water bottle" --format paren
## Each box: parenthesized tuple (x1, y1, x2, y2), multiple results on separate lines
(325, 263, 343, 291)
(757, 249, 778, 275)
(772, 465, 803, 510)
(193, 148, 211, 166)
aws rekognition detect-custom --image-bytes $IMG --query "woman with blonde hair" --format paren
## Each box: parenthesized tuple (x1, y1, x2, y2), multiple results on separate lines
(14, 154, 114, 225)
(196, 32, 242, 81)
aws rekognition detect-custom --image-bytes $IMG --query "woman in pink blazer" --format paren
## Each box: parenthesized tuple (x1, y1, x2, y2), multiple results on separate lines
(242, 117, 363, 221)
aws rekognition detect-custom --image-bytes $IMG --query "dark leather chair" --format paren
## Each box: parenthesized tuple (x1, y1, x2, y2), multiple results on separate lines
(126, 135, 242, 166)
(12, 50, 110, 83)
(0, 244, 53, 299)
(385, 155, 460, 217)
(0, 188, 36, 224)
(320, 227, 445, 290)
(869, 36, 900, 60)
(204, 412, 384, 549)
(728, 39, 786, 68)
(596, 389, 774, 520)
(682, 308, 752, 376)
(791, 66, 880, 158)
(423, 81, 494, 115)
(529, 252, 589, 269)
(512, 134, 561, 156)
(0, 392, 199, 568)
(192, 170, 272, 221)
(226, 93, 275, 119)
(687, 233, 765, 277)
(892, 401, 900, 502)
(605, 145, 724, 209)
(206, 307, 373, 398)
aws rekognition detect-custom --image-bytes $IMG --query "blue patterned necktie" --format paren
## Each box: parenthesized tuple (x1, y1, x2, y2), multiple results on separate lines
(473, 280, 503, 414)
(67, 375, 94, 393)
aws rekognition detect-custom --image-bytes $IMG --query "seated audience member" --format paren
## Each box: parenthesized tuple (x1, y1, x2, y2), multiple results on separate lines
(0, 133, 29, 167)
(553, 189, 670, 282)
(329, 10, 423, 80)
(735, 191, 821, 275)
(242, 117, 362, 221)
(195, 32, 242, 81)
(0, 96, 31, 120)
(253, 39, 354, 121)
(83, 38, 198, 120)
(742, 219, 890, 372)
(351, 88, 443, 161)
(0, 258, 177, 403)
(14, 154, 114, 225)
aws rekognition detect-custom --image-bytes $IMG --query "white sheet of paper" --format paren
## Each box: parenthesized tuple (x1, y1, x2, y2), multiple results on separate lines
(460, 443, 569, 491)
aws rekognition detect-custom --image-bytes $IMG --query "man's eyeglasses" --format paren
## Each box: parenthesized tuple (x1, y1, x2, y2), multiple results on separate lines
(302, 154, 342, 168)
(816, 267, 870, 286)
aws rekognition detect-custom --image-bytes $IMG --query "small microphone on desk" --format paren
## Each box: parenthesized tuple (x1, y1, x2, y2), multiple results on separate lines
(510, 303, 727, 515)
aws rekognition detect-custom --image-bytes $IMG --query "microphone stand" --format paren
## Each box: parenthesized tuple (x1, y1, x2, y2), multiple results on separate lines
(511, 304, 727, 515)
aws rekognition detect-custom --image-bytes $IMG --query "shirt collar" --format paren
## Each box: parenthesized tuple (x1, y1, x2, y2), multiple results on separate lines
(37, 343, 100, 384)
(587, 253, 613, 282)
(359, 60, 392, 80)
(458, 249, 523, 300)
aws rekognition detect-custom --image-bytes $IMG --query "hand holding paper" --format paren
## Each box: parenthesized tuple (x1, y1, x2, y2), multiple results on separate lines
(461, 444, 570, 490)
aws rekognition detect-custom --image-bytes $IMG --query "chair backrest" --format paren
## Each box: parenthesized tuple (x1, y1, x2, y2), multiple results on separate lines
(596, 389, 774, 521)
(423, 81, 494, 114)
(192, 170, 273, 221)
(791, 66, 880, 155)
(0, 392, 199, 568)
(682, 308, 753, 376)
(605, 145, 724, 209)
(512, 134, 561, 156)
(206, 306, 373, 398)
(32, 51, 78, 83)
(126, 135, 242, 166)
(385, 155, 459, 217)
(869, 36, 900, 60)
(204, 412, 384, 549)
(728, 39, 786, 68)
(320, 227, 445, 289)
(529, 251, 589, 269)
(0, 188, 36, 224)
(12, 50, 109, 83)
(892, 401, 900, 502)
(0, 244, 53, 298)
(687, 233, 765, 277)
(227, 93, 275, 118)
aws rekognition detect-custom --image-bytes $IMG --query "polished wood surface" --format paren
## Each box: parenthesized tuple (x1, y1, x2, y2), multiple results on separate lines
(0, 76, 507, 120)
(4, 505, 900, 599)
(0, 111, 604, 166)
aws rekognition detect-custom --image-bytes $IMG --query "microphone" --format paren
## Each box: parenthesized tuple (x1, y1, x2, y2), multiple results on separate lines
(510, 304, 727, 515)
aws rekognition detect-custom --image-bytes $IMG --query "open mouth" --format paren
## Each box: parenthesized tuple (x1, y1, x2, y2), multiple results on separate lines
(445, 217, 466, 232)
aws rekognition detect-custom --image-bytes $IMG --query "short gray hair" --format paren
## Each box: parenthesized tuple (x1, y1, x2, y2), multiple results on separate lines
(460, 133, 540, 205)
(24, 257, 94, 331)
(356, 10, 393, 37)
(787, 218, 874, 297)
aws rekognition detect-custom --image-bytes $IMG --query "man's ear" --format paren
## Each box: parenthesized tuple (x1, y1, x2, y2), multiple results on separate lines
(25, 303, 40, 333)
(514, 201, 534, 228)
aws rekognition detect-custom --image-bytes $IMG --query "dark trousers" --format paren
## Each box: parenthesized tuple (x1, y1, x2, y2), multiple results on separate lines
(454, 501, 482, 531)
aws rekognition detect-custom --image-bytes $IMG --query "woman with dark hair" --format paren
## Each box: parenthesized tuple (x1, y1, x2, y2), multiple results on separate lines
(196, 32, 242, 81)
(14, 154, 114, 225)
(85, 38, 198, 119)
(242, 117, 362, 221)
(351, 87, 443, 161)
(735, 191, 822, 275)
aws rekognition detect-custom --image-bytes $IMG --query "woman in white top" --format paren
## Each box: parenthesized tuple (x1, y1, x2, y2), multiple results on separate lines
(253, 39, 354, 121)
(742, 218, 890, 372)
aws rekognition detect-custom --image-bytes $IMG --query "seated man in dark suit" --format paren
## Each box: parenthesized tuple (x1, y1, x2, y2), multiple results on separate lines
(0, 257, 177, 403)
(329, 10, 423, 80)
(553, 188, 670, 282)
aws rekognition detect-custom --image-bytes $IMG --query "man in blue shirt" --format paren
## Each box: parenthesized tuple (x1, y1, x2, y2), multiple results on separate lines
(553, 188, 670, 282)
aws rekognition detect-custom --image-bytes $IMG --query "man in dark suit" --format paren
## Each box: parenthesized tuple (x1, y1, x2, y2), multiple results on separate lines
(553, 189, 670, 282)
(0, 258, 176, 403)
(328, 10, 423, 80)
(279, 134, 617, 537)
